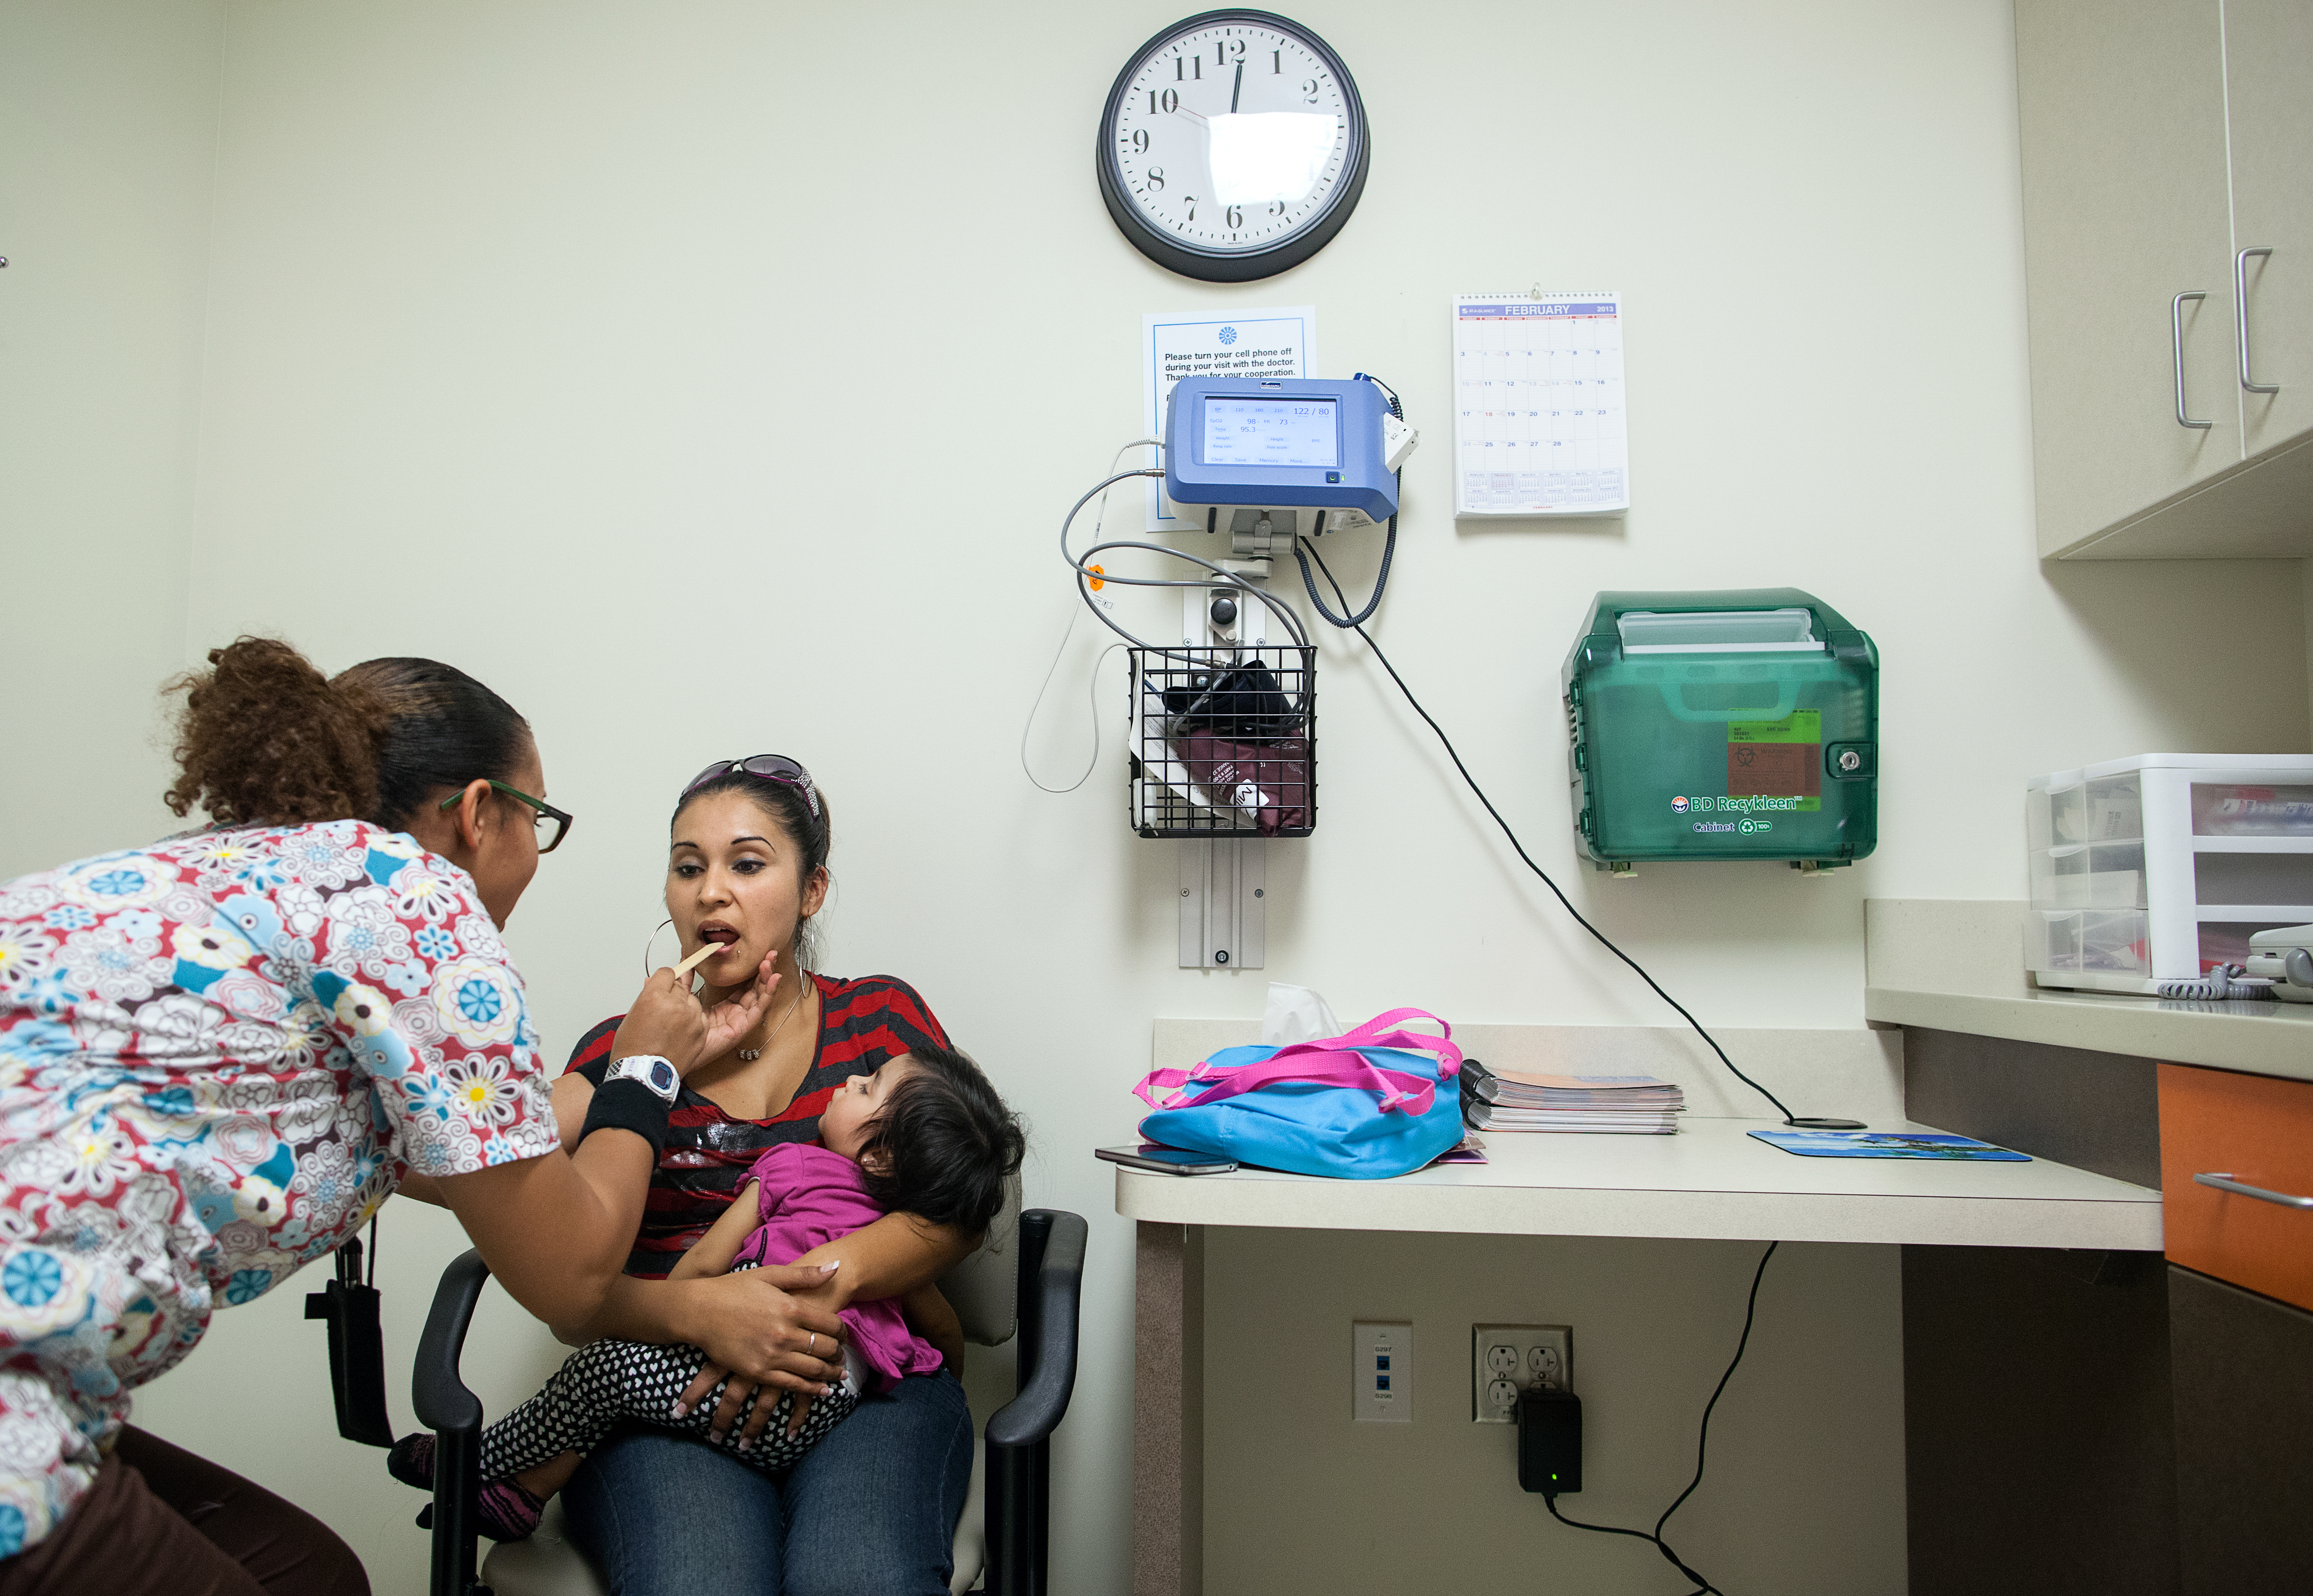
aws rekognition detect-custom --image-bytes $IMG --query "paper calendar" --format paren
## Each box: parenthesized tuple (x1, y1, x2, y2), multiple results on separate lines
(1452, 291, 1628, 518)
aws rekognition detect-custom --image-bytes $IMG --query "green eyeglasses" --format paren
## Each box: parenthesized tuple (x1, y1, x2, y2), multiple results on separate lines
(437, 780, 574, 853)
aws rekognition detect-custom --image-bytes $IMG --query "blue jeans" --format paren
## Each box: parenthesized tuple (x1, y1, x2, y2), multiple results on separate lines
(561, 1371, 974, 1596)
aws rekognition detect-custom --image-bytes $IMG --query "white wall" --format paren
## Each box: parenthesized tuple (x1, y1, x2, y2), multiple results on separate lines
(9, 1, 2313, 1593)
(1205, 1233, 1904, 1596)
(0, 0, 223, 880)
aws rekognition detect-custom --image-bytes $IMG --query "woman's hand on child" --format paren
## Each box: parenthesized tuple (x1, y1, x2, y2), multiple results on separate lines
(667, 1263, 848, 1442)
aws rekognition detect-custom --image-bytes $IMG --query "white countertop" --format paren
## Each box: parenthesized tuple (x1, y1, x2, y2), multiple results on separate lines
(1864, 900, 2313, 1080)
(1112, 1115, 2162, 1250)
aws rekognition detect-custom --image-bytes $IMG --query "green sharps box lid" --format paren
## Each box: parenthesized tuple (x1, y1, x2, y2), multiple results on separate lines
(1563, 589, 1879, 867)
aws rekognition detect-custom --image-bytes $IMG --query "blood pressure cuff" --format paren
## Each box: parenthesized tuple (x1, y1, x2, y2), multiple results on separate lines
(1176, 730, 1312, 836)
(1162, 663, 1301, 743)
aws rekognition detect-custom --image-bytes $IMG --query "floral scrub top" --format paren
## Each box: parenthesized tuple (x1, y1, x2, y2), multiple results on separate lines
(0, 820, 560, 1558)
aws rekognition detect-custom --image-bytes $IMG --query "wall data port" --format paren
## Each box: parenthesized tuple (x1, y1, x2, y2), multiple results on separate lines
(1355, 1321, 1412, 1423)
(1471, 1323, 1572, 1424)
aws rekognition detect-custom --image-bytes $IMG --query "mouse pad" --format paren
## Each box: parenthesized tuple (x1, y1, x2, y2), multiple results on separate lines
(1748, 1129, 2030, 1161)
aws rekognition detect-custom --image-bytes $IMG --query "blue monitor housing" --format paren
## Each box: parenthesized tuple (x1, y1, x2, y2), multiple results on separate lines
(1163, 376, 1400, 531)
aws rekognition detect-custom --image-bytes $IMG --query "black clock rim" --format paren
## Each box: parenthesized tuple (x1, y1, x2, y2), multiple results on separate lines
(1094, 8, 1370, 284)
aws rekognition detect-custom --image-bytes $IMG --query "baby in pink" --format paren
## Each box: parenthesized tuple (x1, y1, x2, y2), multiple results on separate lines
(386, 1043, 1024, 1541)
(727, 1140, 949, 1395)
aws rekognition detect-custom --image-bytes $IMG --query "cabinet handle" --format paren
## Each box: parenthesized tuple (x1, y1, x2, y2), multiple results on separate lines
(2235, 247, 2278, 394)
(2173, 292, 2214, 428)
(2193, 1171, 2313, 1209)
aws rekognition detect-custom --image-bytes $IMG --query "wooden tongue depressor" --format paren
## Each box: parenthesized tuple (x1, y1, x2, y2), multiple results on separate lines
(672, 941, 727, 977)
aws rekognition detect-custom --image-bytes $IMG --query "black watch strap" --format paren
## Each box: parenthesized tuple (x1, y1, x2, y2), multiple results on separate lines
(579, 1077, 673, 1159)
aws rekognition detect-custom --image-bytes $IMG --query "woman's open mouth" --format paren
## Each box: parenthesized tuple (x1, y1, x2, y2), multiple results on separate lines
(698, 925, 742, 953)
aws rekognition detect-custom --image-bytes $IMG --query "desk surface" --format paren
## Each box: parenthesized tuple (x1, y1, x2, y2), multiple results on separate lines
(1866, 899, 2313, 1080)
(1112, 1117, 2163, 1250)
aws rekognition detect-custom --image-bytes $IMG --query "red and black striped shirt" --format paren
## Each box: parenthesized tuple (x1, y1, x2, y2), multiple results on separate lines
(566, 972, 950, 1279)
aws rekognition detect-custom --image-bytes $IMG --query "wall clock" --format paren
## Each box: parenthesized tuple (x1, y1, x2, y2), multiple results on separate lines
(1095, 10, 1369, 282)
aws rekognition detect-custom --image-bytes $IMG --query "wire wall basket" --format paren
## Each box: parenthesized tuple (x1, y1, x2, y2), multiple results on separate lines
(1129, 646, 1316, 839)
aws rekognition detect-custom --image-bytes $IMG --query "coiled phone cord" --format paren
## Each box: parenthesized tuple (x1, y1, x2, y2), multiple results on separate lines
(1292, 372, 1403, 629)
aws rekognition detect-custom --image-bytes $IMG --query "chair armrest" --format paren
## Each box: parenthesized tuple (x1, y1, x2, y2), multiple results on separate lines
(413, 1248, 491, 1435)
(985, 1209, 1085, 1450)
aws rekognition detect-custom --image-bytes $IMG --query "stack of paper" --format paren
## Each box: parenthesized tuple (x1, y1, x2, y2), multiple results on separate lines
(1460, 1060, 1683, 1135)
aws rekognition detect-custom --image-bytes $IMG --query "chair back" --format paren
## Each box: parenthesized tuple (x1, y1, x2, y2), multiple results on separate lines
(937, 1171, 1020, 1346)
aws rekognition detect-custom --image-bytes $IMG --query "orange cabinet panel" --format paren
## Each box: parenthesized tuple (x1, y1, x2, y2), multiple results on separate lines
(2159, 1063, 2313, 1313)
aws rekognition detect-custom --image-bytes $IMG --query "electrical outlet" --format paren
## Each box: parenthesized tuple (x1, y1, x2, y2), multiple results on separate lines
(1354, 1321, 1412, 1423)
(1471, 1324, 1572, 1423)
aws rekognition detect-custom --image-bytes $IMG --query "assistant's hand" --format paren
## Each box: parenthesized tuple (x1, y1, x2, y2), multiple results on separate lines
(666, 1264, 848, 1442)
(609, 952, 776, 1077)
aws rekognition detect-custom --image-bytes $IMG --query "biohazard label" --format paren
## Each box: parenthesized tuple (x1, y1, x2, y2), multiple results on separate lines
(1727, 711, 1820, 799)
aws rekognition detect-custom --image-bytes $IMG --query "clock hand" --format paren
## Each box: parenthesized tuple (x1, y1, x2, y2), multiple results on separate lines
(1230, 60, 1243, 113)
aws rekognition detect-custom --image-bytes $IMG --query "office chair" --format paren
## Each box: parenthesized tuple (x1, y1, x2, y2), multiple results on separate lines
(408, 1188, 1086, 1596)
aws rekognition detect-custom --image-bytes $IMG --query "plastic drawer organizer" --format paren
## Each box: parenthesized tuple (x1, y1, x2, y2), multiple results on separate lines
(2025, 754, 2313, 994)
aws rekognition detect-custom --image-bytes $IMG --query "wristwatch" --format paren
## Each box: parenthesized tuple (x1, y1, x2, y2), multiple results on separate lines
(604, 1054, 679, 1103)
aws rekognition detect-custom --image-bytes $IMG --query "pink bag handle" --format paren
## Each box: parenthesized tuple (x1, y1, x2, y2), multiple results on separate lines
(1132, 1010, 1459, 1117)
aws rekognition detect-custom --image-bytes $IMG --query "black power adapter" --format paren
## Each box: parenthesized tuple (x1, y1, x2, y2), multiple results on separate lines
(1516, 1388, 1582, 1495)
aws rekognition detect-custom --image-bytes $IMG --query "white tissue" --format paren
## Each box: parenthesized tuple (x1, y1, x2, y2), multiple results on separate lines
(1262, 982, 1341, 1046)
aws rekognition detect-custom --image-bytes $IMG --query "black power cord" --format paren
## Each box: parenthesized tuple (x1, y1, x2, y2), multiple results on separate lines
(1544, 1495, 1715, 1595)
(1293, 483, 1806, 1587)
(1540, 1241, 1779, 1596)
(1295, 538, 1822, 1126)
(1654, 1243, 1779, 1556)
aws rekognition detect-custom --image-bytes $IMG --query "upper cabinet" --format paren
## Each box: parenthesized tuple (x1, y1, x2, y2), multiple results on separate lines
(2018, 0, 2313, 559)
(2227, 0, 2313, 458)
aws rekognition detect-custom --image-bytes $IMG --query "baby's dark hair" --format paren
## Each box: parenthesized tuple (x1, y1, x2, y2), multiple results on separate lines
(855, 1043, 1024, 1236)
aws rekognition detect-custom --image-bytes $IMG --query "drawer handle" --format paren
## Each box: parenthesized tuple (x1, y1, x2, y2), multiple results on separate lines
(2193, 1171, 2313, 1209)
(2173, 291, 2214, 428)
(2235, 248, 2278, 394)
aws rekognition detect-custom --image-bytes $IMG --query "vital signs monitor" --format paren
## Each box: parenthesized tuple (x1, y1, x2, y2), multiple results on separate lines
(1162, 375, 1414, 533)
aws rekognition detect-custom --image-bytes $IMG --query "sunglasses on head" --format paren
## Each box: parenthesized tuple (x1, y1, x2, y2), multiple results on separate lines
(684, 755, 820, 820)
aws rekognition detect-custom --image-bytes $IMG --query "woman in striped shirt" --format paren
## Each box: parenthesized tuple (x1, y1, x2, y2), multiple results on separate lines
(541, 757, 979, 1596)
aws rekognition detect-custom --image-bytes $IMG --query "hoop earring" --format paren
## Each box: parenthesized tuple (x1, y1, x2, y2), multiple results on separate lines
(642, 918, 678, 979)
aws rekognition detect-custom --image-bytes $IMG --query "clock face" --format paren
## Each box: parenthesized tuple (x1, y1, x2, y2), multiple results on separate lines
(1096, 10, 1369, 282)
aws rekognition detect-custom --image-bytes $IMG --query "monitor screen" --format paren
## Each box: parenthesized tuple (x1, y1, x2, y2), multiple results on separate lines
(1202, 396, 1339, 468)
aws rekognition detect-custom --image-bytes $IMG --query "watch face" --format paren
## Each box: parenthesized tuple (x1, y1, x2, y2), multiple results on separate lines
(1097, 10, 1369, 282)
(648, 1060, 676, 1095)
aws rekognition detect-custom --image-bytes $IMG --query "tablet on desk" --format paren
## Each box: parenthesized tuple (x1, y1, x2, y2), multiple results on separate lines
(1096, 1144, 1239, 1176)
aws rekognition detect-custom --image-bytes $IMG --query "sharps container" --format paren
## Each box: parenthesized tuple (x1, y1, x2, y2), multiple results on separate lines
(1561, 589, 1879, 873)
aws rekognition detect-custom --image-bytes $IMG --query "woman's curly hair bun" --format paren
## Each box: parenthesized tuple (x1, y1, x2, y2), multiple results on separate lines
(164, 637, 390, 827)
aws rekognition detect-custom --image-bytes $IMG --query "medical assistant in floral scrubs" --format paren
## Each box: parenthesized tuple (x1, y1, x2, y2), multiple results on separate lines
(0, 819, 555, 1553)
(0, 641, 824, 1596)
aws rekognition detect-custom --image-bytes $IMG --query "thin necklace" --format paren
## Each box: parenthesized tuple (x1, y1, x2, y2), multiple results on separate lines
(736, 975, 808, 1062)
